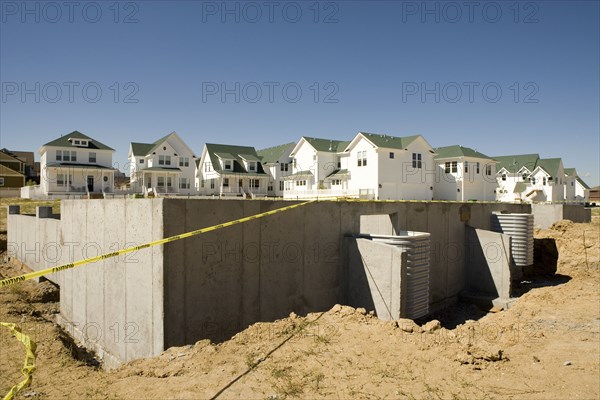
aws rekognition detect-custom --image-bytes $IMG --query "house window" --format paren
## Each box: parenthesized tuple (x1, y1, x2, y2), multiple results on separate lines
(296, 180, 306, 187)
(313, 154, 317, 161)
(389, 152, 394, 159)
(179, 178, 190, 189)
(357, 151, 367, 167)
(159, 155, 171, 165)
(412, 153, 422, 169)
(279, 181, 284, 191)
(62, 151, 70, 162)
(476, 162, 480, 174)
(157, 177, 165, 187)
(70, 151, 77, 162)
(485, 165, 492, 176)
(179, 157, 190, 167)
(332, 179, 341, 186)
(210, 178, 215, 189)
(0, 177, 4, 186)
(464, 161, 469, 173)
(447, 161, 457, 173)
(501, 174, 507, 181)
(56, 150, 62, 161)
(248, 162, 256, 172)
(444, 162, 451, 173)
(224, 160, 232, 170)
(204, 162, 212, 172)
(280, 163, 289, 172)
(337, 157, 341, 168)
(140, 159, 144, 164)
(268, 182, 273, 191)
(223, 178, 229, 187)
(57, 174, 65, 186)
(89, 152, 96, 163)
(250, 179, 260, 188)
(201, 180, 205, 188)
(543, 177, 547, 185)
(522, 173, 527, 181)
(74, 140, 80, 145)
(531, 177, 536, 185)
(81, 140, 87, 146)
(167, 177, 172, 187)
(285, 181, 292, 190)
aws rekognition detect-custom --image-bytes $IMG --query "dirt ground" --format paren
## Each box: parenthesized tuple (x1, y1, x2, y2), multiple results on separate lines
(1, 218, 599, 399)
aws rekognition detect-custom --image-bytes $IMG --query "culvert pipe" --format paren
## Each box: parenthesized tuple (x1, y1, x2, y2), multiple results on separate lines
(490, 212, 534, 267)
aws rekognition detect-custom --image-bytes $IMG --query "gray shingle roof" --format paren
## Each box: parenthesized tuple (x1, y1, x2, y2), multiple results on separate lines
(43, 131, 114, 151)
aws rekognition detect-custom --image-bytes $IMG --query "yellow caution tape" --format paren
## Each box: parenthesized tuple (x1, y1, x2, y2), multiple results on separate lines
(1, 323, 36, 400)
(0, 201, 313, 288)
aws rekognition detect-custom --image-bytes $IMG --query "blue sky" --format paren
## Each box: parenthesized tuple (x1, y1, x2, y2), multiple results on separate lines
(1, 0, 598, 185)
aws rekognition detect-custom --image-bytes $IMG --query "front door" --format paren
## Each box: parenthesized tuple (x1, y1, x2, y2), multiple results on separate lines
(239, 179, 243, 188)
(87, 176, 94, 192)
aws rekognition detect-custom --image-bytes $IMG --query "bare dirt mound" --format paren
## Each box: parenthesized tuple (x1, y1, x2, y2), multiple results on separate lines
(1, 220, 599, 399)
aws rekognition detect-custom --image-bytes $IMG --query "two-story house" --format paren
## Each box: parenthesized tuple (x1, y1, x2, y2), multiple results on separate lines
(433, 145, 498, 201)
(196, 143, 269, 197)
(283, 137, 350, 198)
(39, 131, 116, 196)
(494, 154, 540, 202)
(564, 168, 590, 203)
(344, 132, 436, 200)
(257, 142, 295, 197)
(128, 132, 197, 195)
(528, 158, 566, 203)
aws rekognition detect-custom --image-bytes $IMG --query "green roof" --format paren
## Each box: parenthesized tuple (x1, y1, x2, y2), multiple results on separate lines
(143, 166, 182, 172)
(576, 177, 590, 189)
(564, 168, 576, 176)
(43, 131, 115, 151)
(325, 169, 349, 178)
(257, 142, 295, 164)
(130, 132, 178, 157)
(358, 132, 421, 150)
(434, 145, 493, 160)
(536, 158, 562, 177)
(493, 154, 540, 174)
(302, 137, 350, 152)
(205, 143, 267, 175)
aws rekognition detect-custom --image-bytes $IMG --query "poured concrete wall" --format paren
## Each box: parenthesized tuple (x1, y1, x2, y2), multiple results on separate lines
(345, 237, 406, 320)
(532, 204, 591, 229)
(8, 198, 531, 366)
(464, 227, 514, 303)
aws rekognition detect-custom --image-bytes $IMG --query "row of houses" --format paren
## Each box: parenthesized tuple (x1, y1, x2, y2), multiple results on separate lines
(9, 130, 592, 203)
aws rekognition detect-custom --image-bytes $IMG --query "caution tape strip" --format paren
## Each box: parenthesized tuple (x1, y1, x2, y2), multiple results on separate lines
(0, 200, 313, 288)
(1, 323, 36, 400)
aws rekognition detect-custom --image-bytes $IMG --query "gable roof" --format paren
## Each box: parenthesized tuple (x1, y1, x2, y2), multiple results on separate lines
(357, 132, 421, 150)
(204, 143, 267, 175)
(576, 177, 590, 190)
(257, 142, 295, 164)
(303, 137, 350, 152)
(493, 154, 540, 174)
(42, 131, 114, 151)
(434, 145, 494, 160)
(130, 132, 194, 157)
(0, 164, 25, 177)
(0, 150, 25, 164)
(564, 168, 577, 176)
(536, 158, 562, 177)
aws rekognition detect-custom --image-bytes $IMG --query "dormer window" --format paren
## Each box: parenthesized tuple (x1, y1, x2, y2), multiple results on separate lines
(224, 160, 232, 170)
(71, 139, 88, 146)
(74, 140, 80, 145)
(248, 161, 256, 172)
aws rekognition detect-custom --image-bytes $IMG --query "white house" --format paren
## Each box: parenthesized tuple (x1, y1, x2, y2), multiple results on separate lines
(257, 142, 295, 197)
(196, 143, 270, 197)
(343, 132, 436, 200)
(128, 132, 197, 195)
(495, 154, 566, 203)
(283, 136, 351, 199)
(433, 145, 498, 201)
(494, 154, 540, 203)
(39, 131, 115, 196)
(564, 168, 590, 203)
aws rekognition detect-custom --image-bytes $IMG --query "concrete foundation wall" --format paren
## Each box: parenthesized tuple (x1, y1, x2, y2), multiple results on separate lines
(345, 238, 406, 320)
(8, 198, 531, 366)
(464, 227, 514, 302)
(531, 204, 591, 229)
